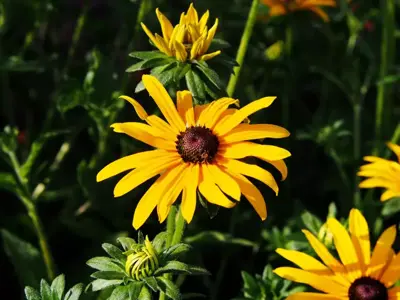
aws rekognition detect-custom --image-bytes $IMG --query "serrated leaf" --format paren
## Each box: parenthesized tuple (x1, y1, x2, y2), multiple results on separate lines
(40, 279, 52, 300)
(195, 62, 224, 91)
(142, 277, 158, 292)
(91, 271, 126, 280)
(108, 285, 130, 300)
(135, 65, 178, 93)
(51, 274, 65, 300)
(152, 232, 168, 253)
(129, 51, 168, 60)
(154, 261, 190, 276)
(117, 237, 136, 251)
(138, 286, 152, 300)
(125, 60, 149, 73)
(86, 279, 123, 292)
(161, 243, 191, 260)
(102, 243, 126, 262)
(87, 257, 124, 272)
(0, 172, 17, 193)
(129, 282, 143, 299)
(185, 69, 206, 104)
(174, 63, 191, 82)
(186, 266, 210, 276)
(155, 277, 181, 300)
(1, 229, 46, 288)
(64, 283, 84, 300)
(24, 286, 41, 300)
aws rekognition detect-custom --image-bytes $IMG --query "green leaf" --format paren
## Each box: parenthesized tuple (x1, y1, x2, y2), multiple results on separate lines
(0, 172, 17, 193)
(138, 286, 152, 300)
(51, 274, 65, 299)
(161, 243, 191, 260)
(152, 232, 168, 253)
(129, 282, 143, 299)
(155, 277, 181, 300)
(376, 75, 400, 85)
(125, 60, 149, 73)
(129, 51, 168, 60)
(154, 261, 191, 276)
(64, 283, 84, 300)
(382, 197, 400, 216)
(90, 271, 126, 280)
(86, 279, 123, 292)
(209, 39, 231, 50)
(117, 237, 136, 251)
(137, 232, 145, 244)
(142, 277, 158, 292)
(86, 257, 124, 272)
(126, 58, 172, 73)
(40, 279, 52, 300)
(174, 63, 191, 82)
(102, 243, 126, 262)
(135, 64, 178, 93)
(1, 229, 46, 287)
(24, 287, 41, 300)
(185, 69, 206, 104)
(108, 285, 130, 300)
(186, 266, 210, 276)
(195, 62, 223, 91)
(301, 211, 322, 235)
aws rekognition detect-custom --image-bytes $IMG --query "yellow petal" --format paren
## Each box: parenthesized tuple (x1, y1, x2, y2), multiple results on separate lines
(198, 165, 236, 208)
(267, 159, 288, 181)
(226, 171, 267, 220)
(181, 164, 199, 223)
(198, 10, 209, 33)
(157, 163, 189, 223)
(349, 208, 370, 273)
(363, 156, 389, 163)
(155, 34, 172, 55)
(177, 90, 195, 126)
(205, 164, 241, 201)
(367, 226, 397, 279)
(190, 32, 205, 59)
(221, 124, 290, 143)
(155, 8, 174, 40)
(359, 178, 396, 189)
(381, 190, 400, 202)
(305, 7, 330, 22)
(132, 163, 179, 229)
(142, 75, 186, 132)
(302, 229, 351, 286)
(203, 18, 218, 53)
(173, 40, 188, 62)
(119, 95, 148, 120)
(194, 104, 209, 123)
(327, 218, 362, 281)
(388, 286, 400, 299)
(221, 142, 291, 161)
(186, 3, 198, 24)
(97, 150, 172, 182)
(276, 248, 332, 275)
(187, 24, 201, 44)
(286, 293, 343, 300)
(221, 158, 279, 195)
(301, 0, 337, 7)
(141, 23, 163, 51)
(111, 122, 176, 150)
(215, 97, 277, 136)
(198, 97, 239, 128)
(387, 142, 400, 162)
(199, 50, 221, 61)
(381, 252, 400, 287)
(273, 267, 348, 295)
(113, 156, 181, 197)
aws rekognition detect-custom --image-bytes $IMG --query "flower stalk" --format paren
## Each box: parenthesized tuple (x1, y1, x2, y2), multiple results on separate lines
(226, 0, 259, 96)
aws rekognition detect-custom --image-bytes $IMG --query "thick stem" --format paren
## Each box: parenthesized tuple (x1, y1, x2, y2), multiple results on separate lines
(374, 0, 395, 155)
(226, 0, 259, 97)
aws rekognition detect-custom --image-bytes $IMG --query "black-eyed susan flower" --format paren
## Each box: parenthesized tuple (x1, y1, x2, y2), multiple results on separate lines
(358, 143, 400, 202)
(260, 0, 337, 22)
(87, 232, 208, 298)
(97, 75, 290, 229)
(274, 208, 400, 300)
(141, 3, 220, 62)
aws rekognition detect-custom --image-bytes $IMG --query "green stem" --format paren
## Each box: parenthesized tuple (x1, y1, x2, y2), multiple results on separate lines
(171, 207, 186, 245)
(353, 103, 361, 209)
(374, 0, 395, 155)
(226, 0, 259, 97)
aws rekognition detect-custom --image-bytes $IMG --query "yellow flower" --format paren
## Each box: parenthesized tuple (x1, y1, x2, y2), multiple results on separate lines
(97, 75, 291, 229)
(358, 143, 400, 202)
(274, 208, 400, 300)
(260, 0, 337, 22)
(140, 3, 221, 62)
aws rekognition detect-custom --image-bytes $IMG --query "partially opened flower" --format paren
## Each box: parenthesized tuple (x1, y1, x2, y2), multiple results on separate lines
(141, 3, 220, 62)
(260, 0, 337, 22)
(358, 142, 400, 202)
(274, 208, 400, 300)
(97, 75, 290, 229)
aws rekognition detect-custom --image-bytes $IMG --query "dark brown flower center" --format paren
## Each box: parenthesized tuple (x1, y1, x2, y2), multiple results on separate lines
(348, 277, 388, 300)
(176, 126, 219, 164)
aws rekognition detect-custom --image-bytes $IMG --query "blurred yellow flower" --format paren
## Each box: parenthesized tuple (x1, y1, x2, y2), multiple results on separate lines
(260, 0, 337, 22)
(275, 208, 400, 300)
(358, 142, 400, 202)
(97, 75, 291, 229)
(141, 3, 221, 62)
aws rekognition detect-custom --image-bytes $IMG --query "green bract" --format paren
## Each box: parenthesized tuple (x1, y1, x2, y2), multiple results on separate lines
(126, 39, 237, 104)
(24, 274, 83, 300)
(86, 232, 210, 300)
